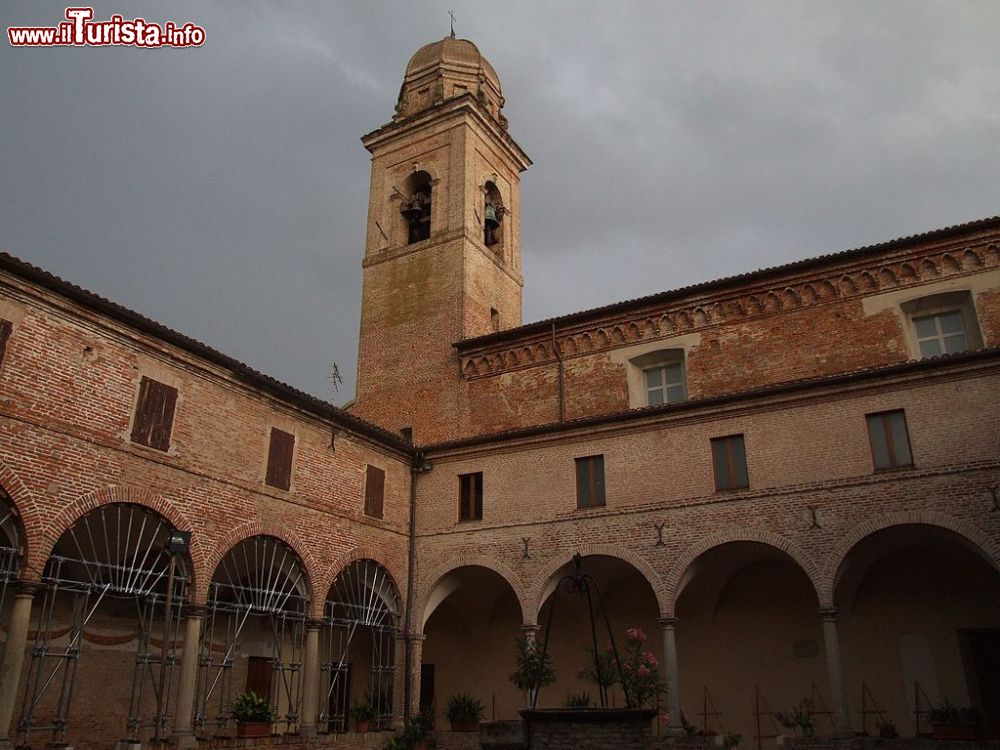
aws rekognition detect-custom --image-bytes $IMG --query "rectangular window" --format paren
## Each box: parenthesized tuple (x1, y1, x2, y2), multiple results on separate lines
(711, 434, 749, 491)
(364, 465, 385, 519)
(866, 410, 913, 470)
(0, 319, 12, 367)
(130, 376, 178, 452)
(644, 362, 686, 405)
(914, 311, 969, 358)
(575, 455, 606, 508)
(266, 427, 295, 490)
(459, 472, 483, 521)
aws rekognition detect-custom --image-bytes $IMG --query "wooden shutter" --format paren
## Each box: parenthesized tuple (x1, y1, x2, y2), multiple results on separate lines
(458, 473, 482, 521)
(130, 377, 178, 451)
(0, 319, 12, 367)
(575, 456, 605, 508)
(364, 465, 385, 518)
(266, 428, 295, 490)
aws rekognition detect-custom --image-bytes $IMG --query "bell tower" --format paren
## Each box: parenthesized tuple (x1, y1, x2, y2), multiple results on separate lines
(353, 37, 531, 443)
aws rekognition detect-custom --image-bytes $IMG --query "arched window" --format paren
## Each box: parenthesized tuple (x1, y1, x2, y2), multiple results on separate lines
(483, 181, 505, 248)
(400, 171, 432, 244)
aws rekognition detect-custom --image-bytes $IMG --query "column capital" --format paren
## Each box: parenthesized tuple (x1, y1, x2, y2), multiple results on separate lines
(406, 632, 426, 644)
(183, 604, 209, 618)
(14, 579, 45, 598)
(305, 618, 325, 631)
(818, 607, 838, 621)
(658, 616, 678, 629)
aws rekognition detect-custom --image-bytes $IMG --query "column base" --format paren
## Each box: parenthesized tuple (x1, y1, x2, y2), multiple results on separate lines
(299, 725, 318, 740)
(170, 731, 199, 750)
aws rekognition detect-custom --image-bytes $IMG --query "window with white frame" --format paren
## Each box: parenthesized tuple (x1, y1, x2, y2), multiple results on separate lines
(644, 360, 685, 405)
(901, 291, 982, 359)
(629, 349, 687, 407)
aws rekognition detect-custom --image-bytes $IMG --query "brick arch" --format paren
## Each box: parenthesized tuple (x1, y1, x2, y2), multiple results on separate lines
(203, 521, 319, 607)
(412, 554, 527, 635)
(30, 486, 204, 593)
(315, 546, 406, 620)
(663, 528, 823, 613)
(0, 460, 39, 580)
(821, 510, 1000, 608)
(526, 544, 669, 624)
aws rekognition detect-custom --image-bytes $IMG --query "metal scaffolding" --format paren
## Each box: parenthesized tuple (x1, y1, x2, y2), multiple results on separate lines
(195, 535, 308, 736)
(15, 503, 188, 749)
(320, 559, 400, 732)
(0, 492, 23, 620)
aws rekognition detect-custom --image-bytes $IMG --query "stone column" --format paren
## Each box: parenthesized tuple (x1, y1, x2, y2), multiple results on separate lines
(819, 607, 852, 737)
(170, 605, 205, 750)
(298, 619, 322, 737)
(407, 633, 425, 717)
(519, 623, 540, 708)
(658, 616, 684, 737)
(0, 581, 42, 750)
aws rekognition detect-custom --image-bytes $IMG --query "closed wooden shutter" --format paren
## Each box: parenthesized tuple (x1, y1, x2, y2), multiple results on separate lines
(0, 319, 12, 367)
(364, 465, 385, 518)
(266, 428, 295, 490)
(130, 377, 178, 452)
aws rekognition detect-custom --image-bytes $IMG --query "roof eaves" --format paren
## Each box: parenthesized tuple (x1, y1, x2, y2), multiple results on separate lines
(455, 215, 1000, 352)
(0, 251, 415, 455)
(423, 347, 1000, 452)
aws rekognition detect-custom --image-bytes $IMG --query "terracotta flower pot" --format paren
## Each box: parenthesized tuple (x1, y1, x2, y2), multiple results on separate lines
(355, 719, 371, 733)
(236, 721, 271, 738)
(451, 720, 479, 732)
(932, 723, 977, 741)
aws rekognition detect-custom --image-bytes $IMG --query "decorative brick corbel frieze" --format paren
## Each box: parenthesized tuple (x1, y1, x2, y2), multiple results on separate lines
(459, 239, 999, 380)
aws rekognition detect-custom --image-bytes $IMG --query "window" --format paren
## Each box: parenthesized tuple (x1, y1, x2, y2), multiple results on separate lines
(901, 291, 982, 359)
(914, 311, 968, 357)
(644, 361, 685, 405)
(130, 376, 178, 452)
(490, 308, 500, 332)
(0, 319, 12, 367)
(459, 472, 483, 521)
(866, 410, 913, 470)
(575, 455, 606, 508)
(400, 427, 413, 443)
(265, 427, 295, 490)
(626, 349, 687, 408)
(364, 465, 385, 519)
(711, 434, 748, 491)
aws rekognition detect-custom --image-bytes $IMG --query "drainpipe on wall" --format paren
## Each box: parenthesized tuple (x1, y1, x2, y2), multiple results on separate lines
(552, 323, 565, 421)
(402, 449, 422, 718)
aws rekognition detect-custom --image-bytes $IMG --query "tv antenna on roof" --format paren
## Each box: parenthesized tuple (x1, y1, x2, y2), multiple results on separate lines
(448, 10, 456, 38)
(327, 362, 343, 396)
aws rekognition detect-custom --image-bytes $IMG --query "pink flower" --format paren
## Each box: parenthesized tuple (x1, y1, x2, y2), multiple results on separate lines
(642, 651, 659, 667)
(625, 627, 647, 643)
(606, 640, 615, 653)
(577, 667, 587, 679)
(659, 713, 672, 725)
(637, 665, 650, 677)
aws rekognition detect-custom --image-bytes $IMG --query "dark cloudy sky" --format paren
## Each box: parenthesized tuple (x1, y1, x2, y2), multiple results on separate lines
(2, 1, 998, 403)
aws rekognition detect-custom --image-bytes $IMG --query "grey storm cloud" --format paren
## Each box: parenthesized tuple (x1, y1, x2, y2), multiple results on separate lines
(2, 0, 998, 402)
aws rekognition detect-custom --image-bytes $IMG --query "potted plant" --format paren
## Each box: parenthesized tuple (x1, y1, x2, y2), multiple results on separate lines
(230, 690, 276, 738)
(563, 691, 594, 708)
(351, 696, 378, 733)
(403, 711, 433, 749)
(929, 702, 980, 740)
(445, 692, 484, 732)
(878, 719, 898, 740)
(509, 635, 556, 707)
(775, 698, 816, 739)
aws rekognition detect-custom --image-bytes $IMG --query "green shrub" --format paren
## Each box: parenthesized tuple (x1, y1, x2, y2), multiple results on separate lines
(230, 691, 277, 723)
(446, 693, 484, 723)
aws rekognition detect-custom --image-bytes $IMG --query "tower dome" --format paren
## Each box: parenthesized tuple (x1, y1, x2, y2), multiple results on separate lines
(394, 36, 507, 128)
